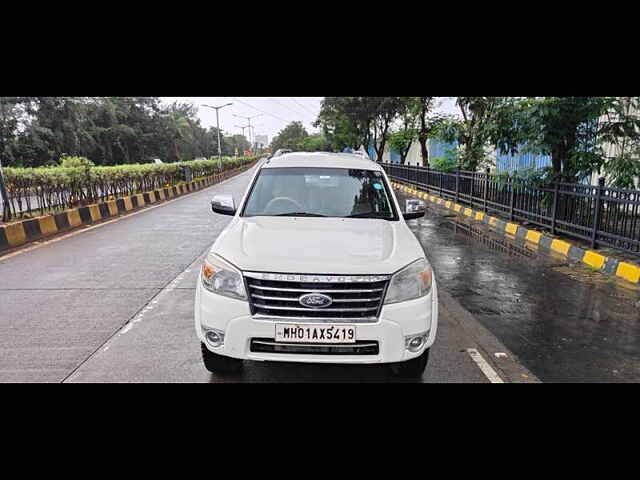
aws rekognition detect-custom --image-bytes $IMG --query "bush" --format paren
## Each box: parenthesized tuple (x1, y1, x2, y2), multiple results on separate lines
(3, 156, 257, 219)
(430, 156, 458, 172)
(59, 155, 95, 168)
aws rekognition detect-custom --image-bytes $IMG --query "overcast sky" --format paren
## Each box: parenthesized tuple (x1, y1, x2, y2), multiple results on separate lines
(159, 97, 460, 144)
(160, 97, 324, 143)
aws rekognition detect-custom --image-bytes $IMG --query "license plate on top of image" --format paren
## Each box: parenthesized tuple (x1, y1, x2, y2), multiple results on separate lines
(275, 324, 356, 343)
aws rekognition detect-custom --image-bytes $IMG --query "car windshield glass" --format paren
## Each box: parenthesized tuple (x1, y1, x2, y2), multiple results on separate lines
(242, 167, 396, 219)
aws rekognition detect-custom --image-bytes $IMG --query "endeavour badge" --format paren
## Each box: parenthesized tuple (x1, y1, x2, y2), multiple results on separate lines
(299, 293, 333, 309)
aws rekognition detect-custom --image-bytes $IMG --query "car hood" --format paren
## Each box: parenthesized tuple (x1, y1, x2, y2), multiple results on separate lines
(211, 216, 424, 275)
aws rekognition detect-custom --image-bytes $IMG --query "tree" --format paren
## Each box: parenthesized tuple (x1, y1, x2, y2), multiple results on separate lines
(500, 97, 640, 182)
(415, 97, 437, 166)
(315, 97, 398, 153)
(367, 97, 404, 162)
(591, 97, 640, 187)
(0, 98, 25, 170)
(512, 97, 607, 179)
(439, 97, 520, 171)
(270, 121, 309, 151)
(315, 97, 366, 151)
(223, 134, 251, 156)
(296, 133, 331, 152)
(0, 98, 27, 220)
(2, 97, 219, 167)
(16, 97, 94, 166)
(387, 98, 418, 164)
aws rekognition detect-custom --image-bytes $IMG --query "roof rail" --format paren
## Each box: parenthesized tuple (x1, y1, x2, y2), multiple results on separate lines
(348, 149, 371, 161)
(271, 149, 292, 158)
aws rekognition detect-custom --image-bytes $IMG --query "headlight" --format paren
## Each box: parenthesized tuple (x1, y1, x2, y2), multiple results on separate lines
(384, 258, 433, 305)
(201, 254, 247, 300)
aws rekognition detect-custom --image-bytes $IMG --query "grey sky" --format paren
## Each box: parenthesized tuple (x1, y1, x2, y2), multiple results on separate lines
(436, 97, 460, 117)
(159, 97, 460, 145)
(160, 97, 324, 144)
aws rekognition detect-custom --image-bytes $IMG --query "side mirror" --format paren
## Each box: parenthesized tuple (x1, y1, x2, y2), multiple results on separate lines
(403, 198, 425, 220)
(211, 195, 236, 216)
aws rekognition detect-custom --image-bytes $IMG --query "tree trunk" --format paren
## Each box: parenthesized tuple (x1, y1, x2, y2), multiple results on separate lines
(551, 146, 563, 177)
(361, 132, 371, 154)
(375, 143, 383, 163)
(419, 136, 429, 166)
(400, 142, 412, 165)
(376, 137, 387, 163)
(375, 119, 391, 163)
(173, 139, 180, 162)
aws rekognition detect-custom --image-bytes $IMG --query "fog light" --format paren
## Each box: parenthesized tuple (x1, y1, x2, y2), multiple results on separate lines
(405, 331, 429, 352)
(204, 328, 225, 347)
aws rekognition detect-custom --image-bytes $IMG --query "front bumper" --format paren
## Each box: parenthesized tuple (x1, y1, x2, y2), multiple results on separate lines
(195, 277, 438, 364)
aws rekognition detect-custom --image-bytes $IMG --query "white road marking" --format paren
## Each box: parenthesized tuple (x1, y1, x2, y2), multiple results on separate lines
(108, 263, 195, 345)
(0, 168, 254, 262)
(63, 255, 204, 382)
(466, 348, 505, 383)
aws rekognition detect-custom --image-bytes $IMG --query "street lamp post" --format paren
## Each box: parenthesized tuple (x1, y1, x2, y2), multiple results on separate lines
(233, 114, 262, 155)
(234, 125, 248, 137)
(202, 103, 233, 170)
(234, 125, 250, 156)
(250, 126, 260, 152)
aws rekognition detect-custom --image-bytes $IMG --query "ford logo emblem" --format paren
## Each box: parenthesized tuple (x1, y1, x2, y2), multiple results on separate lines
(299, 293, 333, 309)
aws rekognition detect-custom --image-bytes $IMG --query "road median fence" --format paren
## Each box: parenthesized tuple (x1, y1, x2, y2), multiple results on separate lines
(391, 180, 640, 285)
(0, 158, 257, 255)
(382, 163, 640, 258)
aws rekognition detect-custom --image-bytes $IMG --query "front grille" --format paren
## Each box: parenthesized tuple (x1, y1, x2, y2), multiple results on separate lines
(250, 338, 379, 355)
(244, 272, 390, 321)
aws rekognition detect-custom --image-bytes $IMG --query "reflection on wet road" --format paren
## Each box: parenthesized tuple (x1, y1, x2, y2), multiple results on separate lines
(402, 192, 640, 382)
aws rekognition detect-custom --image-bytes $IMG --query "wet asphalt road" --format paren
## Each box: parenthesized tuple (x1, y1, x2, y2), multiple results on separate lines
(0, 164, 535, 383)
(4, 162, 638, 383)
(397, 191, 640, 383)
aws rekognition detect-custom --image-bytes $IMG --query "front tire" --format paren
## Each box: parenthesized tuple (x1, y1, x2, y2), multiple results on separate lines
(391, 348, 430, 378)
(201, 343, 243, 374)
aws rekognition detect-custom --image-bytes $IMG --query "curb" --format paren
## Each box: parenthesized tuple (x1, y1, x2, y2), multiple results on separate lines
(0, 162, 256, 255)
(392, 181, 640, 286)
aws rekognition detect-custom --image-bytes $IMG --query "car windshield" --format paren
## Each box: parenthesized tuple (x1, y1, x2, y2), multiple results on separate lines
(242, 167, 397, 220)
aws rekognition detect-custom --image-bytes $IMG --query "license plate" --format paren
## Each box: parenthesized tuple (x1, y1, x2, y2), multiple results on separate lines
(275, 324, 356, 343)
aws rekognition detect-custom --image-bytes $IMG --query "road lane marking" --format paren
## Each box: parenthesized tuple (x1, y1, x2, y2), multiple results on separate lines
(61, 241, 209, 382)
(0, 167, 255, 263)
(114, 263, 194, 339)
(57, 164, 260, 382)
(466, 348, 505, 383)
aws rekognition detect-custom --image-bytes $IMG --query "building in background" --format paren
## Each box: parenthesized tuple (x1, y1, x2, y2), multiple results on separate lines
(366, 139, 458, 167)
(254, 135, 268, 149)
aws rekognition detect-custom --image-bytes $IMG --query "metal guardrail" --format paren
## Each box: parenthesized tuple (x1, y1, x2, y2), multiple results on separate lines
(381, 163, 640, 256)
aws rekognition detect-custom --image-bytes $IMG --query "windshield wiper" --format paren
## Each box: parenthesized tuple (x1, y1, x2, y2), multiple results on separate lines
(274, 212, 327, 217)
(344, 212, 392, 219)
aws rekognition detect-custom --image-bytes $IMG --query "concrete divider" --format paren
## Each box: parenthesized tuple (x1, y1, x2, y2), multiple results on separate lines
(0, 161, 255, 255)
(393, 181, 640, 285)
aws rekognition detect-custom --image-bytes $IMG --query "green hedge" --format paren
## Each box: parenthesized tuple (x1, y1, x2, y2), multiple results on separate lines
(2, 156, 256, 219)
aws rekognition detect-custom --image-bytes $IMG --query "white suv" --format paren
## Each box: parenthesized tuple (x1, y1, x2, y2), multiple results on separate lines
(195, 152, 437, 378)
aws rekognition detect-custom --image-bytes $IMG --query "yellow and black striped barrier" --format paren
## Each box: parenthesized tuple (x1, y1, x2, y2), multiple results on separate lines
(393, 181, 640, 286)
(0, 162, 255, 255)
